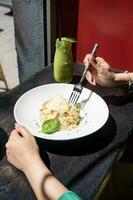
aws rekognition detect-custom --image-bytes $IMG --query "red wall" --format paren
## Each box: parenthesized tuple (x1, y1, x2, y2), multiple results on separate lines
(76, 0, 133, 71)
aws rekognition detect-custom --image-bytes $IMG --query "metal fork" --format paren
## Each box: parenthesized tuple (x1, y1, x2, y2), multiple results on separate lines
(69, 43, 99, 105)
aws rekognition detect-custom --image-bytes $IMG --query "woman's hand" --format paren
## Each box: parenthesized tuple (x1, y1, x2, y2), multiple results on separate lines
(6, 124, 40, 172)
(84, 54, 116, 87)
(6, 125, 69, 200)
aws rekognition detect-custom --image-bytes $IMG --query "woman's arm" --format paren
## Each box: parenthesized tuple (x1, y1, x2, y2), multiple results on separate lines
(24, 157, 68, 200)
(114, 72, 133, 83)
(84, 54, 133, 87)
(6, 125, 69, 200)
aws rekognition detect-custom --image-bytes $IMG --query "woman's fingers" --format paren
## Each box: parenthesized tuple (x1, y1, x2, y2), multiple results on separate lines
(15, 124, 37, 149)
(15, 124, 31, 138)
(84, 54, 96, 67)
(6, 129, 22, 150)
(86, 71, 96, 85)
(6, 130, 20, 145)
(95, 57, 105, 63)
(10, 129, 20, 137)
(84, 54, 106, 71)
(95, 57, 110, 70)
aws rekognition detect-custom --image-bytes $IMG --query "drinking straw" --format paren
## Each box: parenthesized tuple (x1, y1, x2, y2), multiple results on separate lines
(57, 0, 62, 41)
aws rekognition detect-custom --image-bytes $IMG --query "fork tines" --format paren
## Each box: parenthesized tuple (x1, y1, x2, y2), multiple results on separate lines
(69, 43, 99, 106)
(69, 84, 83, 106)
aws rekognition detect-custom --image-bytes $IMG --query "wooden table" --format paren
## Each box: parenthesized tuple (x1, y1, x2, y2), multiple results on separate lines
(0, 64, 133, 200)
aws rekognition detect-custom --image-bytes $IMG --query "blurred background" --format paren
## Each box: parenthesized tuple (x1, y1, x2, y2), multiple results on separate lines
(0, 0, 133, 91)
(0, 0, 18, 91)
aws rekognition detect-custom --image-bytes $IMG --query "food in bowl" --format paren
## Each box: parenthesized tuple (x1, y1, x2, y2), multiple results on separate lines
(38, 98, 81, 134)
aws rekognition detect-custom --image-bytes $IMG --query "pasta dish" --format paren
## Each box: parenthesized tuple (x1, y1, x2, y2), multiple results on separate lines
(39, 98, 80, 132)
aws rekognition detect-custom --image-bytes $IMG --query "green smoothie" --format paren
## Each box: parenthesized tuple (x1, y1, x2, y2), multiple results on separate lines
(53, 37, 76, 83)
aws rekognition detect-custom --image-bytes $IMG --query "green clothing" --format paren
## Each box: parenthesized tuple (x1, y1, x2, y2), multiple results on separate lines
(58, 191, 82, 200)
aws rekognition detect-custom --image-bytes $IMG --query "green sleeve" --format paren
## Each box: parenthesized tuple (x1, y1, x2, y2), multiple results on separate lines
(58, 191, 82, 200)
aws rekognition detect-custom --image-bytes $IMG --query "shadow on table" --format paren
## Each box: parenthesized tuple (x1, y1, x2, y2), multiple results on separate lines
(37, 114, 116, 156)
(103, 90, 133, 106)
(0, 128, 8, 160)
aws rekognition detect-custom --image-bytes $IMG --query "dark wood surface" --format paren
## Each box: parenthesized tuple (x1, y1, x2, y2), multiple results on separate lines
(0, 65, 133, 200)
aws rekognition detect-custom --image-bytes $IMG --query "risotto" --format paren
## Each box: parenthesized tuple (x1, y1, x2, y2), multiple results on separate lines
(39, 98, 80, 132)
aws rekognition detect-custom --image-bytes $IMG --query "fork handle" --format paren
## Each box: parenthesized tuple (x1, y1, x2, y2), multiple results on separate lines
(79, 43, 99, 84)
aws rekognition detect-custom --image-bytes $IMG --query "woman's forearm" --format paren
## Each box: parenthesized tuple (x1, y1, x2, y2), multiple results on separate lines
(24, 156, 68, 200)
(113, 72, 133, 86)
